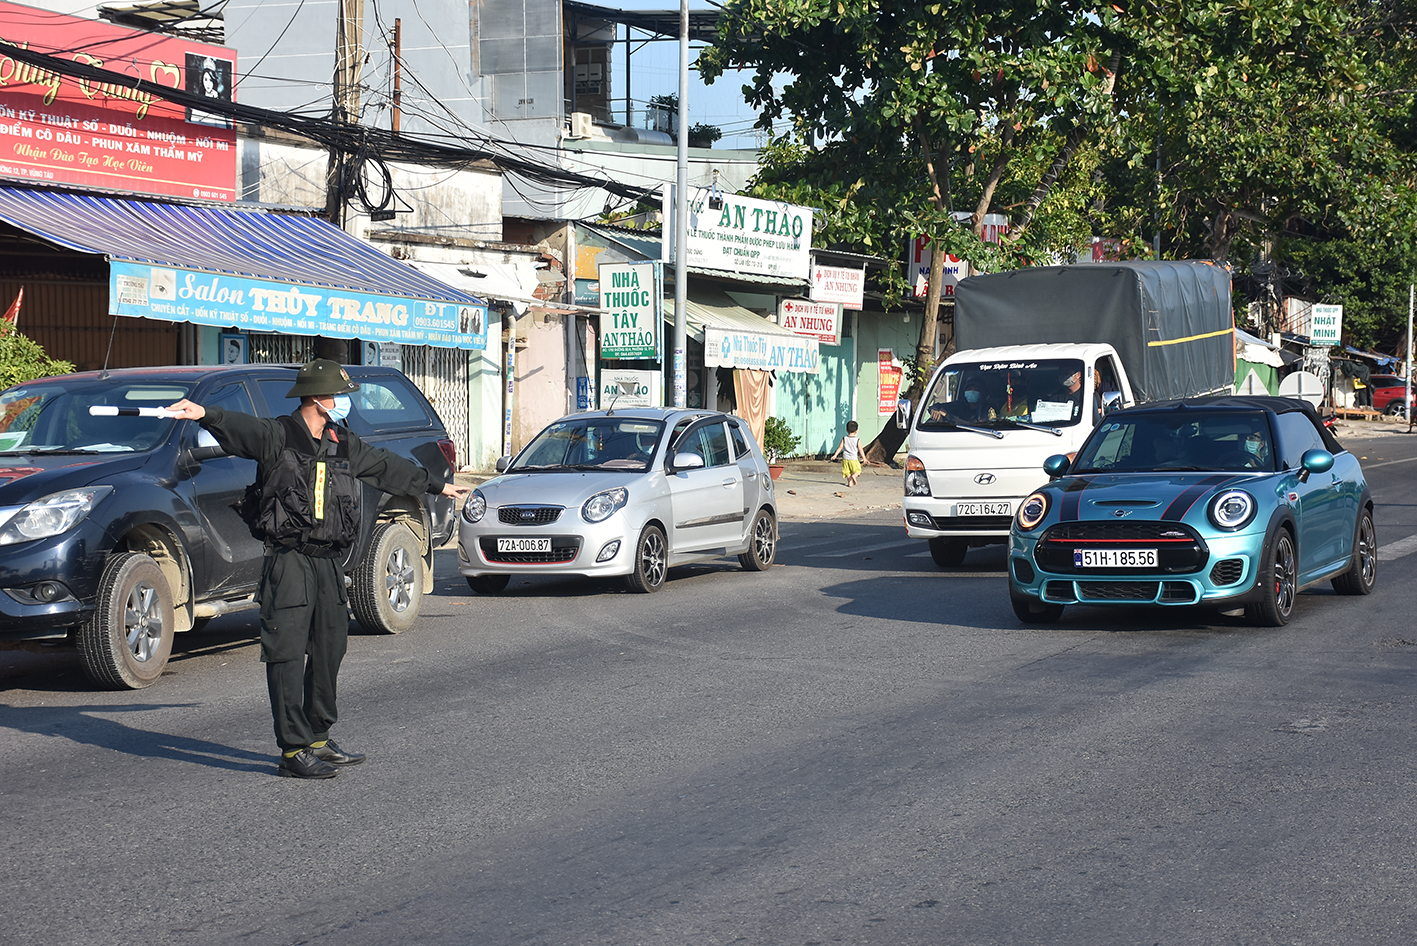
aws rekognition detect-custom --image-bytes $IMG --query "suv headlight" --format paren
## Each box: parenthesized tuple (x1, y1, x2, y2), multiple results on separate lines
(1208, 489, 1256, 530)
(0, 487, 112, 546)
(582, 487, 628, 523)
(904, 456, 931, 497)
(1016, 492, 1049, 531)
(462, 488, 487, 524)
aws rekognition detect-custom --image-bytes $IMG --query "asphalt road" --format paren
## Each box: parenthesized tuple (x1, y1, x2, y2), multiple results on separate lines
(3, 431, 1417, 946)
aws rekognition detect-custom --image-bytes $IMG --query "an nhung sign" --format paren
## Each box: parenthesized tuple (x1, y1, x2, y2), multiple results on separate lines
(598, 261, 661, 360)
(0, 1, 237, 200)
(777, 298, 841, 346)
(810, 264, 864, 309)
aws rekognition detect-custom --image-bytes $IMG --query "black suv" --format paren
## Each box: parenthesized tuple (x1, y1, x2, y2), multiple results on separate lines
(0, 365, 457, 689)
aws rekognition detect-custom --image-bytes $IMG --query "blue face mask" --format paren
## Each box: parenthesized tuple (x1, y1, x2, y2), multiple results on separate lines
(1244, 437, 1262, 456)
(322, 395, 352, 424)
(964, 389, 981, 404)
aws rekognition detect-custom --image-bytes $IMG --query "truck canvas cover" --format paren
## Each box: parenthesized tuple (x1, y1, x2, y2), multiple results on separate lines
(954, 260, 1234, 403)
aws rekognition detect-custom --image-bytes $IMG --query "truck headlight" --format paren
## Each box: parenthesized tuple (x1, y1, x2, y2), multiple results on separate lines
(582, 487, 628, 523)
(0, 487, 112, 545)
(904, 456, 931, 497)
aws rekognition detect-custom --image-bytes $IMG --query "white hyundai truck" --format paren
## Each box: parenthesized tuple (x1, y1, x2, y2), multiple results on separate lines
(904, 261, 1236, 566)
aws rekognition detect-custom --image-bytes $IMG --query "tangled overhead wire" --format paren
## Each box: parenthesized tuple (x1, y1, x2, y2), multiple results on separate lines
(1, 43, 660, 206)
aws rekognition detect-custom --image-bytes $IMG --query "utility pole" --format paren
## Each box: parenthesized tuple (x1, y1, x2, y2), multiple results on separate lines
(671, 0, 688, 408)
(325, 0, 365, 227)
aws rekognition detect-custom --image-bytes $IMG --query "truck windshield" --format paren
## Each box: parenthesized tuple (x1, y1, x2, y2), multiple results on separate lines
(917, 359, 1087, 431)
(0, 381, 192, 454)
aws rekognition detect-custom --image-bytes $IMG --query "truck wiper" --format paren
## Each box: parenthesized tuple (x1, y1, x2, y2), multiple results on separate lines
(1003, 419, 1064, 436)
(940, 418, 1005, 440)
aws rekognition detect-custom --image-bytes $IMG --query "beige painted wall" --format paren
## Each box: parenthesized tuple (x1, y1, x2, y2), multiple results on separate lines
(511, 315, 569, 452)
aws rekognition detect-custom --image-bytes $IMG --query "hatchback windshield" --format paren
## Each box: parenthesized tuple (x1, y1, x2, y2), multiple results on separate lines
(1071, 410, 1276, 474)
(0, 381, 192, 454)
(512, 418, 666, 472)
(918, 358, 1089, 431)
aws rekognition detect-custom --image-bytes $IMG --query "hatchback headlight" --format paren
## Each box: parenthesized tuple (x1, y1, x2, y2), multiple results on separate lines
(1016, 492, 1049, 531)
(904, 456, 931, 497)
(0, 487, 112, 546)
(582, 487, 628, 523)
(1208, 489, 1256, 530)
(462, 488, 487, 523)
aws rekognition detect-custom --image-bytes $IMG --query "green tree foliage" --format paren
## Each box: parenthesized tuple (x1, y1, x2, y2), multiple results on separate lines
(0, 319, 75, 389)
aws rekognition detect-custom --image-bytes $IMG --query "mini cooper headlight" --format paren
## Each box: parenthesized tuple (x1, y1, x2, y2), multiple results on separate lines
(1016, 492, 1049, 531)
(904, 455, 931, 497)
(0, 487, 112, 546)
(1208, 489, 1256, 530)
(462, 488, 487, 523)
(582, 487, 628, 523)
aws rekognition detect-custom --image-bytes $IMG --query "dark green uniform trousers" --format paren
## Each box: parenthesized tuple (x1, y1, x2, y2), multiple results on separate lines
(258, 547, 349, 751)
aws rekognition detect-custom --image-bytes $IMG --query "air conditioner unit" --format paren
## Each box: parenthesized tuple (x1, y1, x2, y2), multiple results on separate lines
(570, 112, 593, 139)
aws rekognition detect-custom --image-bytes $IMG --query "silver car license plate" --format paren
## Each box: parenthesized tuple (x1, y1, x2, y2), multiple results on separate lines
(1074, 548, 1157, 568)
(497, 537, 551, 553)
(955, 501, 1011, 516)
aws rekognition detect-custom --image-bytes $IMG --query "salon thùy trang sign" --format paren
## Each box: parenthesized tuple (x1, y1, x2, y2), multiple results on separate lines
(777, 298, 841, 346)
(598, 261, 661, 360)
(0, 0, 237, 201)
(109, 261, 489, 350)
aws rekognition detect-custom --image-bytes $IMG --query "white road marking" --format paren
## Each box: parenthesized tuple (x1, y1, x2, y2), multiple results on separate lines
(1381, 534, 1417, 561)
(809, 539, 916, 558)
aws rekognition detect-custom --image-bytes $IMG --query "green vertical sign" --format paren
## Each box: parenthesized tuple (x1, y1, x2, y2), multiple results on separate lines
(598, 261, 661, 360)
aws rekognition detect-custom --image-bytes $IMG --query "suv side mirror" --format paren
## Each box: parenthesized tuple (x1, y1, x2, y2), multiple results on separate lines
(185, 428, 225, 463)
(495, 455, 511, 473)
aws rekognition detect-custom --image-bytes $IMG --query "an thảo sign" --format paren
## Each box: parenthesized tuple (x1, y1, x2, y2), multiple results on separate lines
(778, 298, 841, 346)
(598, 261, 661, 360)
(810, 264, 864, 309)
(666, 189, 813, 282)
(0, 1, 237, 200)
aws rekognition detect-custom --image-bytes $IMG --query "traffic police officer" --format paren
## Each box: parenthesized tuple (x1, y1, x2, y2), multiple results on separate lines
(168, 359, 468, 779)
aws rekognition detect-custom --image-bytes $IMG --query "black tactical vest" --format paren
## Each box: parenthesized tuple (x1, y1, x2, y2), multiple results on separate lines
(255, 415, 361, 555)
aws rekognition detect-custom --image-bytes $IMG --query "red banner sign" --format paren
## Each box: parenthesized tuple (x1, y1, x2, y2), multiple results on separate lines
(877, 348, 902, 415)
(0, 1, 236, 200)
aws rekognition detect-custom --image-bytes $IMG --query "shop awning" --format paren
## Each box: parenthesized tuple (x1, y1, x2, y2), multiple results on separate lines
(0, 186, 490, 350)
(686, 284, 819, 373)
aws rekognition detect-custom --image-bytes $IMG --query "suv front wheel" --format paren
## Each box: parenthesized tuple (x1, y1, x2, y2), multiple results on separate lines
(78, 552, 175, 689)
(350, 521, 423, 634)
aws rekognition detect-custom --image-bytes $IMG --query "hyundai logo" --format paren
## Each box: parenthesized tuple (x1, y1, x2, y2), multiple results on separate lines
(974, 473, 996, 485)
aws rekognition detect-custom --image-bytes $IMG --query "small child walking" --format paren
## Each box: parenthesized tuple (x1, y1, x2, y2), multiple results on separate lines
(830, 420, 863, 487)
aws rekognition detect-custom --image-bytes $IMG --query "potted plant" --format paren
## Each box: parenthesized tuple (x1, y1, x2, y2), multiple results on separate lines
(761, 416, 801, 480)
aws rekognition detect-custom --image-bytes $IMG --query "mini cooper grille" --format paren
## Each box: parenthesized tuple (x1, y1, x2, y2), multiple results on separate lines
(1077, 581, 1159, 601)
(1036, 521, 1208, 575)
(1209, 558, 1244, 586)
(480, 537, 581, 563)
(1044, 522, 1201, 542)
(498, 506, 564, 525)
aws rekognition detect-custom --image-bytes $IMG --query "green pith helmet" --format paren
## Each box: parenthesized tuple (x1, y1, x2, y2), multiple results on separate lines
(286, 359, 361, 398)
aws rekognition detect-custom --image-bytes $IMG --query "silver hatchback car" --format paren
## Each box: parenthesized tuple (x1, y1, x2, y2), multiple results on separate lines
(457, 408, 779, 593)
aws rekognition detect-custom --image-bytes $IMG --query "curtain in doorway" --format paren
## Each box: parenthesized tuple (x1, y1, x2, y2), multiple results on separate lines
(734, 368, 771, 448)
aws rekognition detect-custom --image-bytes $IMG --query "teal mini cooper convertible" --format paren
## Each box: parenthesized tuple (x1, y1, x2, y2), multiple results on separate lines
(1008, 396, 1375, 626)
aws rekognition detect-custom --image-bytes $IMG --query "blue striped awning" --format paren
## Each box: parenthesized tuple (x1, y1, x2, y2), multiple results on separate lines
(0, 186, 490, 350)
